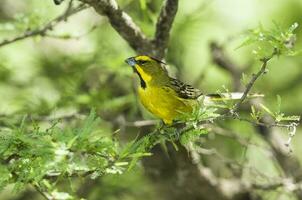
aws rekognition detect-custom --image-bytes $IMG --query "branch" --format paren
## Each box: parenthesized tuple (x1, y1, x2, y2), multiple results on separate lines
(80, 0, 150, 54)
(33, 184, 51, 200)
(232, 116, 291, 128)
(188, 145, 263, 199)
(125, 119, 158, 127)
(152, 0, 179, 59)
(193, 141, 302, 194)
(0, 2, 87, 48)
(208, 126, 271, 150)
(79, 0, 178, 58)
(231, 50, 277, 113)
(209, 43, 302, 199)
(141, 140, 239, 200)
(251, 182, 283, 191)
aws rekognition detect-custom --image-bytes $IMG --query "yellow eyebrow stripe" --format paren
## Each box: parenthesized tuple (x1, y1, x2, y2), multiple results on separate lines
(135, 55, 153, 62)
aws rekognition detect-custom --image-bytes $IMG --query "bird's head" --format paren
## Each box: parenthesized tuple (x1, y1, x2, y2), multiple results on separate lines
(125, 55, 167, 85)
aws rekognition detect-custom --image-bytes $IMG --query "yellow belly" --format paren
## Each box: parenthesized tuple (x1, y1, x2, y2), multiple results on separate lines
(138, 86, 195, 124)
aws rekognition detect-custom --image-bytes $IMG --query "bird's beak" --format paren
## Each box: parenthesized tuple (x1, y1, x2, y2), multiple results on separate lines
(125, 57, 136, 67)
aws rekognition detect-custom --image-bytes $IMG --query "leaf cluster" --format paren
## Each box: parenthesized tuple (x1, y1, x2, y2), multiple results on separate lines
(250, 95, 300, 123)
(238, 22, 300, 58)
(0, 110, 149, 198)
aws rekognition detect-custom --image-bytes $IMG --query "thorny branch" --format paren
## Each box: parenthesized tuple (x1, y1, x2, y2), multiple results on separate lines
(0, 2, 87, 48)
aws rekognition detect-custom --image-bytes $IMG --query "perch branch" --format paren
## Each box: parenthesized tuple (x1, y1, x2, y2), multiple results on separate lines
(231, 49, 277, 113)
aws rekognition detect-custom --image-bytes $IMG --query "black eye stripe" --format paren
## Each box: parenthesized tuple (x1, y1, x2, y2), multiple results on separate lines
(137, 60, 148, 65)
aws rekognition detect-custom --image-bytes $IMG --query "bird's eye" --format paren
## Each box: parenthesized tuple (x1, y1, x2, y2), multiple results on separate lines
(138, 60, 148, 65)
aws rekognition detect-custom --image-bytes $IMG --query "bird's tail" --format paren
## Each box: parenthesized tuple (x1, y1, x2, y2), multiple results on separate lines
(199, 92, 263, 105)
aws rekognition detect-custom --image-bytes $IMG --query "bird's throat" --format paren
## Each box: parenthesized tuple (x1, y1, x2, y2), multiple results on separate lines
(133, 67, 146, 89)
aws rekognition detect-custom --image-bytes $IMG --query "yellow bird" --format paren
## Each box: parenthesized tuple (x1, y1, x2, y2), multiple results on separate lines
(125, 55, 252, 125)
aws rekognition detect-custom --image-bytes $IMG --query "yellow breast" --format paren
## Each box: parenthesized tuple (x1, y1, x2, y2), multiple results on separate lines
(138, 85, 195, 124)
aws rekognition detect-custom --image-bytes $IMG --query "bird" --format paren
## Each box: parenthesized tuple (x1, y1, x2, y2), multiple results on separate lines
(125, 55, 258, 125)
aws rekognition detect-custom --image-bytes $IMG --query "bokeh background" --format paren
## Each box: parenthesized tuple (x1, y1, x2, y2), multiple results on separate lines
(0, 0, 301, 199)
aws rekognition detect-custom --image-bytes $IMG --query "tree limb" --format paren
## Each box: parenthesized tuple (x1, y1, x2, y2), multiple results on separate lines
(152, 0, 179, 59)
(79, 0, 151, 54)
(78, 0, 178, 59)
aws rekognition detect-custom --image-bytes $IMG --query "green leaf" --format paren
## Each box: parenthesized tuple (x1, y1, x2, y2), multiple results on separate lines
(288, 22, 299, 33)
(240, 73, 248, 86)
(250, 105, 262, 122)
(67, 135, 79, 148)
(276, 95, 282, 115)
(78, 109, 100, 138)
(0, 165, 11, 191)
(260, 104, 275, 117)
(237, 22, 300, 57)
(180, 128, 208, 145)
(139, 0, 147, 10)
(236, 33, 257, 50)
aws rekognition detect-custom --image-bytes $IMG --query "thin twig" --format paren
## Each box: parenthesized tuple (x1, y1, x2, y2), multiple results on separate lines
(0, 112, 85, 124)
(231, 50, 277, 113)
(125, 119, 158, 127)
(33, 184, 51, 200)
(44, 24, 98, 40)
(252, 182, 283, 191)
(0, 3, 87, 48)
(233, 116, 291, 128)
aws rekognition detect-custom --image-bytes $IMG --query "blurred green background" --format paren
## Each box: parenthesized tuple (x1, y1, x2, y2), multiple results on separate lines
(0, 0, 301, 199)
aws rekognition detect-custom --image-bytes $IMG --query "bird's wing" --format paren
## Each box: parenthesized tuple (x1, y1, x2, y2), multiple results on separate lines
(168, 78, 202, 99)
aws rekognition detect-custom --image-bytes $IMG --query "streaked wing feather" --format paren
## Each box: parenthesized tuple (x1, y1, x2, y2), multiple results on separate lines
(168, 78, 202, 99)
